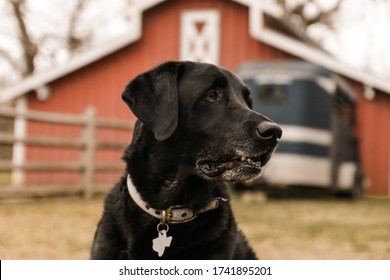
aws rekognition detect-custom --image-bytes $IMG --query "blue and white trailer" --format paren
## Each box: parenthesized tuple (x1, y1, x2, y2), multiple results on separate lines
(237, 61, 364, 198)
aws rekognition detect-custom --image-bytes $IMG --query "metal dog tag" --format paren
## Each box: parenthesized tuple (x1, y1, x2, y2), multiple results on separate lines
(152, 225, 173, 257)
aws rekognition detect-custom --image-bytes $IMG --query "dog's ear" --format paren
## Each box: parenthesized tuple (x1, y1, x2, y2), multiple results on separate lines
(122, 62, 184, 141)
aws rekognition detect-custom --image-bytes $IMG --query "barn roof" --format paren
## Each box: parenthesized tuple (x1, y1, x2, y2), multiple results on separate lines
(1, 0, 390, 103)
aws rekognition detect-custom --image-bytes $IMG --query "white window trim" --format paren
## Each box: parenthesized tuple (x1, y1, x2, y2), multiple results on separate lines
(180, 10, 220, 65)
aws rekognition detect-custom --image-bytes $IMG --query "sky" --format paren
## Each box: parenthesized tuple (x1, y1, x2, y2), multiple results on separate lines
(322, 0, 390, 78)
(0, 0, 389, 87)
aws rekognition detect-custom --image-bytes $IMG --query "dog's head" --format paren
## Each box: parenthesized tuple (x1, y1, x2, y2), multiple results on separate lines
(122, 61, 282, 182)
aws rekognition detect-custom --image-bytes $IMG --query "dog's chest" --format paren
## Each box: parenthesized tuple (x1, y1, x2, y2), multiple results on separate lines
(127, 217, 221, 259)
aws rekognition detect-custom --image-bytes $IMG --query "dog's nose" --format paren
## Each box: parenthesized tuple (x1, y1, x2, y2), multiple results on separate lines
(257, 121, 282, 140)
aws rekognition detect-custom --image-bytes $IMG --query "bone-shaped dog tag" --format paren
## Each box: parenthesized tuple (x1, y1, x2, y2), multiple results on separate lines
(152, 229, 173, 257)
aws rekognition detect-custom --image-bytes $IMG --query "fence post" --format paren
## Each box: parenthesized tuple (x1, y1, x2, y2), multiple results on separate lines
(11, 97, 27, 187)
(82, 106, 97, 199)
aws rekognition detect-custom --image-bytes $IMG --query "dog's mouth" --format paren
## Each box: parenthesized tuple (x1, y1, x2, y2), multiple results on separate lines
(197, 151, 273, 182)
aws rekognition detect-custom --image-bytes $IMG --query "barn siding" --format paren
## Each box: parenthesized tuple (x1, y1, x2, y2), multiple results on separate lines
(28, 0, 293, 118)
(349, 79, 390, 196)
(359, 92, 390, 196)
(27, 0, 291, 188)
(25, 0, 293, 186)
(24, 0, 389, 195)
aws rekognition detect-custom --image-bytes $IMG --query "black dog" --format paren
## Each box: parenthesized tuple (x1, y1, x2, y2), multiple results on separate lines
(90, 61, 282, 260)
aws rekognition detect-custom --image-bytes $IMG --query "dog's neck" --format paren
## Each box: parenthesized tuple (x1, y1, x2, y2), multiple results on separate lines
(126, 175, 227, 224)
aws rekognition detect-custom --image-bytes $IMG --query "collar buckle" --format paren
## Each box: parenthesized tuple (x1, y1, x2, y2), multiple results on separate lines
(166, 205, 197, 224)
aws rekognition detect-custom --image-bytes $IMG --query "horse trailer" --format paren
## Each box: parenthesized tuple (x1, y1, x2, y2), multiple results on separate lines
(237, 61, 364, 198)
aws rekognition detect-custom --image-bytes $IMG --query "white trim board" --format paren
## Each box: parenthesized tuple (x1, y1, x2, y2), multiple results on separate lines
(180, 10, 220, 65)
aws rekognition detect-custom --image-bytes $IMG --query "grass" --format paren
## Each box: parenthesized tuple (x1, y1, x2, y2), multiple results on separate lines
(233, 193, 390, 259)
(0, 193, 390, 259)
(0, 197, 102, 259)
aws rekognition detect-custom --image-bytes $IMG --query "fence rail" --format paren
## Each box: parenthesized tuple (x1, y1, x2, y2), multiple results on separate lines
(0, 105, 134, 199)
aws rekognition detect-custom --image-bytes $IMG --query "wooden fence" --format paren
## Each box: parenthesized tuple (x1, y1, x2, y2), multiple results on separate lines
(0, 105, 134, 199)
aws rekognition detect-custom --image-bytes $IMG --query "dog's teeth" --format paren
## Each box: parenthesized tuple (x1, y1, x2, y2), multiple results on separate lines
(241, 156, 246, 161)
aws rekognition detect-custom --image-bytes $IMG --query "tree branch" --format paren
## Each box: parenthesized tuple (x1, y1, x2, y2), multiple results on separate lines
(67, 0, 90, 53)
(8, 0, 38, 76)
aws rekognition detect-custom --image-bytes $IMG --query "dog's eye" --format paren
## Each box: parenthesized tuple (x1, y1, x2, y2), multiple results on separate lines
(204, 89, 221, 103)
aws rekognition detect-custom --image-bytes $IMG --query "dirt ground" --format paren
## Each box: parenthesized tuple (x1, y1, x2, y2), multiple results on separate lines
(0, 193, 389, 259)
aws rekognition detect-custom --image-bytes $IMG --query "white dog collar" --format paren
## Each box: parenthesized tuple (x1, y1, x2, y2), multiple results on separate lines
(126, 175, 227, 224)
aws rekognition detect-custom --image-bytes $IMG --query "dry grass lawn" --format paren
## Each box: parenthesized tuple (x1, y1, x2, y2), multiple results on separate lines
(0, 193, 389, 259)
(234, 193, 390, 259)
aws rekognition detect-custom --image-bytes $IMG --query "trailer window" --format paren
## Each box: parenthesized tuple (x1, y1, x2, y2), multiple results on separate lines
(256, 84, 288, 106)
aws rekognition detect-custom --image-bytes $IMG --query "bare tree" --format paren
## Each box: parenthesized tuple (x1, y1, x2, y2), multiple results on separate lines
(0, 0, 92, 83)
(66, 0, 92, 53)
(274, 0, 341, 33)
(8, 0, 37, 76)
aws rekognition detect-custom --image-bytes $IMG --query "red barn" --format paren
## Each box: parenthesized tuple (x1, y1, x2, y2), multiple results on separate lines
(1, 0, 390, 196)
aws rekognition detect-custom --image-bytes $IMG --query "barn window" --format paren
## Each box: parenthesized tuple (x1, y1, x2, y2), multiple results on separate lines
(180, 10, 220, 65)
